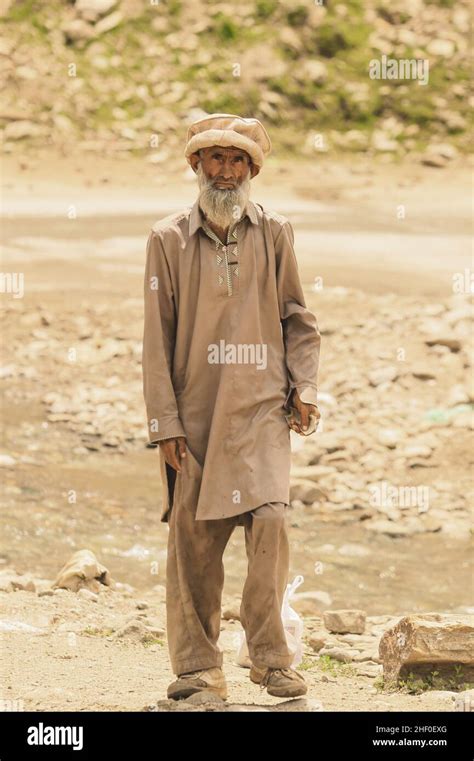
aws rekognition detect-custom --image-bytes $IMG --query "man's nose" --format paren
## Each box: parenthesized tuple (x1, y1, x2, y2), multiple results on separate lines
(220, 159, 235, 177)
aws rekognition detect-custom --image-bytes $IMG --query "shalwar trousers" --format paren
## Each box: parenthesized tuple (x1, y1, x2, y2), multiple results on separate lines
(165, 472, 293, 675)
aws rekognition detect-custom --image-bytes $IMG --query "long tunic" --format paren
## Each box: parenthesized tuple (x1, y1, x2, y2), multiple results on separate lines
(142, 198, 321, 523)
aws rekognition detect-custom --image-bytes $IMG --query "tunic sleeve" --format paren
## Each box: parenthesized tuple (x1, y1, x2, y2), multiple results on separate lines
(275, 220, 321, 410)
(142, 229, 185, 444)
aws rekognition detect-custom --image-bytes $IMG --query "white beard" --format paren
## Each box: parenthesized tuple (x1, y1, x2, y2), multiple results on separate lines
(197, 163, 251, 229)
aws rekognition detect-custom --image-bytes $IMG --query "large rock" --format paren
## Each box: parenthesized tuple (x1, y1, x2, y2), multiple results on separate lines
(53, 549, 113, 593)
(379, 614, 474, 686)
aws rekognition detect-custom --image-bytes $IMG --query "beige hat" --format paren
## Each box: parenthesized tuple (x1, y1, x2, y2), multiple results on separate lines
(184, 113, 271, 176)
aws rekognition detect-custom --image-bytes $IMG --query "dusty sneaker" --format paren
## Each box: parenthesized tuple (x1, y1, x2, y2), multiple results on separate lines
(250, 665, 307, 697)
(167, 667, 228, 700)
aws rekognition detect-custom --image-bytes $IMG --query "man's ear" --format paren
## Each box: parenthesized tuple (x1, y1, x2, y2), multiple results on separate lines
(249, 162, 259, 179)
(189, 153, 200, 173)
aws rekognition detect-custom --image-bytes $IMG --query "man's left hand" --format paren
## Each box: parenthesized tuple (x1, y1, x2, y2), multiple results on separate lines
(290, 390, 321, 434)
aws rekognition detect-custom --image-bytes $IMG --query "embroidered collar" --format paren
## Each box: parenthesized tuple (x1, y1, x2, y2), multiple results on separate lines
(189, 198, 258, 238)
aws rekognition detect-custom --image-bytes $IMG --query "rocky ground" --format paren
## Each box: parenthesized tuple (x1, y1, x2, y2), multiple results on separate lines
(1, 566, 471, 712)
(0, 150, 472, 711)
(2, 157, 472, 548)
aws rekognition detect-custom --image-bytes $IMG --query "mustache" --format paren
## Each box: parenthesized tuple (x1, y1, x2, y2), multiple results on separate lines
(212, 178, 236, 185)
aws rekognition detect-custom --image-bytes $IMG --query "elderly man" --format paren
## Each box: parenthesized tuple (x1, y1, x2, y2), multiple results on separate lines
(142, 113, 321, 701)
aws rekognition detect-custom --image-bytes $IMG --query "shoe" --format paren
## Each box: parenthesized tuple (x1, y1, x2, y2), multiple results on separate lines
(250, 665, 307, 697)
(167, 667, 228, 700)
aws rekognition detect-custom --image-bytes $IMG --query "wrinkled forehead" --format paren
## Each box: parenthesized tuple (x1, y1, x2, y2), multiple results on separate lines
(199, 145, 251, 160)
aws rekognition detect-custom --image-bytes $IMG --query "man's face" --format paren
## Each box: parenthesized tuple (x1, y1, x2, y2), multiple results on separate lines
(190, 146, 255, 187)
(192, 145, 254, 229)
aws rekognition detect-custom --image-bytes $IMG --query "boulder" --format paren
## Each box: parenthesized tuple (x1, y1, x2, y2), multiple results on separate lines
(53, 549, 113, 593)
(379, 614, 474, 686)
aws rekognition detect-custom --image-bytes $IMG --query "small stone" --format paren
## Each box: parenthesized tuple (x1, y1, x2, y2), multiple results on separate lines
(112, 621, 156, 643)
(185, 691, 225, 707)
(0, 454, 16, 467)
(308, 635, 327, 652)
(368, 366, 398, 386)
(292, 591, 332, 615)
(403, 445, 432, 458)
(290, 479, 326, 504)
(4, 121, 44, 140)
(453, 689, 474, 712)
(94, 10, 123, 36)
(412, 366, 436, 380)
(421, 153, 447, 168)
(75, 0, 118, 22)
(422, 144, 459, 168)
(145, 625, 165, 638)
(323, 610, 366, 634)
(1, 574, 35, 592)
(355, 663, 382, 678)
(222, 607, 241, 622)
(62, 19, 95, 42)
(377, 429, 402, 448)
(318, 646, 356, 663)
(425, 336, 461, 351)
(372, 132, 398, 153)
(77, 588, 99, 602)
(300, 60, 328, 85)
(426, 40, 455, 57)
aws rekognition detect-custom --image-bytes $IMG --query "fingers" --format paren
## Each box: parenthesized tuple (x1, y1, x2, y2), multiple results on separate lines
(169, 441, 182, 471)
(299, 404, 310, 432)
(177, 437, 187, 460)
(159, 438, 183, 472)
(290, 404, 320, 435)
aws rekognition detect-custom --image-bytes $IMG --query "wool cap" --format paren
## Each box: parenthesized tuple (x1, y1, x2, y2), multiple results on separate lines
(184, 113, 271, 176)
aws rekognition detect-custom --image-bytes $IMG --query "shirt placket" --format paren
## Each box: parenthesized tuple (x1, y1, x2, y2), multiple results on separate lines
(202, 221, 240, 297)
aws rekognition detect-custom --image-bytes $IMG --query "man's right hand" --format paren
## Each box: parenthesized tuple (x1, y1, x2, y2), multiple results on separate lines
(159, 437, 187, 472)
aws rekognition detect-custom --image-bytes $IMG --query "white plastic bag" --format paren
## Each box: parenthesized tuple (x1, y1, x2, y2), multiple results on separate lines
(235, 575, 305, 668)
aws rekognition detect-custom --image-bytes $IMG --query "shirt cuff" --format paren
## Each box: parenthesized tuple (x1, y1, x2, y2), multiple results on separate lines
(283, 384, 318, 409)
(298, 386, 318, 406)
(147, 417, 185, 445)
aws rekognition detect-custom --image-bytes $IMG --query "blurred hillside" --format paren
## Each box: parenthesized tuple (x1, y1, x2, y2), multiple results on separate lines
(0, 0, 471, 166)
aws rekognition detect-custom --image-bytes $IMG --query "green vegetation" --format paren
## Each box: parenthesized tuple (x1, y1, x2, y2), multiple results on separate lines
(398, 666, 473, 694)
(255, 0, 278, 20)
(1, 0, 469, 156)
(316, 21, 371, 58)
(143, 638, 165, 648)
(297, 653, 358, 677)
(83, 626, 115, 637)
(375, 666, 474, 694)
